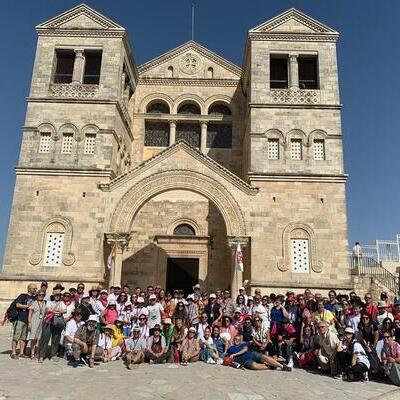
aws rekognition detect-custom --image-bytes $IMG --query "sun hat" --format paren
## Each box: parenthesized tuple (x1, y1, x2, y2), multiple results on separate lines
(247, 296, 253, 301)
(193, 284, 201, 290)
(52, 288, 62, 295)
(137, 297, 145, 303)
(124, 301, 132, 307)
(116, 316, 124, 322)
(149, 294, 157, 300)
(234, 307, 242, 314)
(163, 318, 172, 324)
(189, 327, 197, 333)
(132, 325, 141, 331)
(87, 315, 98, 323)
(100, 289, 108, 294)
(108, 300, 116, 306)
(209, 293, 216, 298)
(344, 327, 355, 334)
(187, 294, 194, 300)
(104, 324, 113, 330)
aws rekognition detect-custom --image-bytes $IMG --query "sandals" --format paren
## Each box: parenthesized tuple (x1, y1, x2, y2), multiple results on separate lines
(10, 354, 18, 360)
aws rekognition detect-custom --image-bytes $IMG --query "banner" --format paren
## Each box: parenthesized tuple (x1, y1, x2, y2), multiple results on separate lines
(235, 242, 244, 272)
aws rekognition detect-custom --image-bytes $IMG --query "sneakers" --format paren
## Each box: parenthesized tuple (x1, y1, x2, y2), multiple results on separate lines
(287, 358, 294, 369)
(216, 358, 223, 365)
(207, 357, 216, 364)
(282, 364, 292, 372)
(68, 359, 80, 368)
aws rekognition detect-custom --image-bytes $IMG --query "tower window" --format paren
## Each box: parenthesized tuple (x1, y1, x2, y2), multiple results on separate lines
(267, 139, 279, 160)
(54, 50, 75, 83)
(83, 133, 96, 155)
(290, 139, 302, 160)
(313, 139, 325, 160)
(61, 133, 74, 154)
(298, 56, 319, 89)
(291, 239, 310, 273)
(144, 122, 169, 147)
(83, 50, 102, 84)
(39, 132, 51, 153)
(270, 56, 288, 89)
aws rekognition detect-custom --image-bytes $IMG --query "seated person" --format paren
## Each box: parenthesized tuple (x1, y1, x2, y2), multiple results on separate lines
(145, 324, 169, 364)
(123, 326, 148, 369)
(200, 326, 222, 364)
(225, 335, 291, 371)
(180, 326, 200, 366)
(382, 332, 400, 384)
(98, 324, 114, 362)
(63, 310, 84, 357)
(211, 325, 228, 358)
(70, 315, 101, 368)
(295, 325, 316, 369)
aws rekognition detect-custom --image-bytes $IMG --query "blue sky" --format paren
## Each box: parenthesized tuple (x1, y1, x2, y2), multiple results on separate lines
(0, 0, 399, 264)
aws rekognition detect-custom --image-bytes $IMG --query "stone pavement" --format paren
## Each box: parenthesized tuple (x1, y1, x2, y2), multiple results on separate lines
(0, 326, 398, 400)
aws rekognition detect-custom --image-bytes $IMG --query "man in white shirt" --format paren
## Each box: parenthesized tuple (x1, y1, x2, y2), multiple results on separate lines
(146, 294, 164, 330)
(123, 326, 148, 368)
(64, 311, 84, 356)
(352, 242, 362, 266)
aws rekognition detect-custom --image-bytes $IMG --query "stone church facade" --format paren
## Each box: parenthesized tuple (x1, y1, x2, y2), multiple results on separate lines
(0, 4, 352, 300)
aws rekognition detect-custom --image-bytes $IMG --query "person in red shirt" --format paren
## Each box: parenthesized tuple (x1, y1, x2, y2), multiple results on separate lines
(363, 293, 378, 321)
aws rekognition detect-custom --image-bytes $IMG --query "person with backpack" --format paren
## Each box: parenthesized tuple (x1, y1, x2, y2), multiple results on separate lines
(9, 283, 37, 359)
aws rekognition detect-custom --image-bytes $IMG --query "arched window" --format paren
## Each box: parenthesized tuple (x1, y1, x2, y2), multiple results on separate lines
(38, 132, 52, 153)
(207, 67, 214, 79)
(146, 101, 170, 114)
(173, 223, 196, 236)
(177, 102, 201, 115)
(167, 66, 174, 78)
(208, 103, 231, 116)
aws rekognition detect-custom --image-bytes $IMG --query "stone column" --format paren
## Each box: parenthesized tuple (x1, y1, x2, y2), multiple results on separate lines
(200, 121, 208, 153)
(169, 120, 176, 146)
(72, 49, 85, 84)
(227, 236, 250, 297)
(289, 54, 299, 89)
(105, 232, 131, 288)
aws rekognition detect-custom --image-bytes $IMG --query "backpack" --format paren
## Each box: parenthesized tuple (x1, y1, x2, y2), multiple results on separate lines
(6, 299, 19, 323)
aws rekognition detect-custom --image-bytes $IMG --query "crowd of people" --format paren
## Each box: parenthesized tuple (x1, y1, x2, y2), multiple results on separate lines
(3, 281, 400, 385)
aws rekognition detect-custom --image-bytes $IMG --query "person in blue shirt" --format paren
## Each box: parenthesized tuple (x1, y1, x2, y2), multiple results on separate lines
(226, 335, 291, 371)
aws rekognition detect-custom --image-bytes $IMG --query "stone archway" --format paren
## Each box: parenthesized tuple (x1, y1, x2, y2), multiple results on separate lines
(110, 170, 247, 237)
(107, 169, 248, 293)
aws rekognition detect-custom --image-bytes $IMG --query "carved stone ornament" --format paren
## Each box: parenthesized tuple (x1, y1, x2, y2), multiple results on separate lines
(29, 253, 42, 266)
(179, 52, 202, 75)
(62, 253, 76, 266)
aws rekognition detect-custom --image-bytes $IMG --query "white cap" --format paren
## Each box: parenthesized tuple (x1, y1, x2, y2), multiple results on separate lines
(247, 296, 253, 301)
(124, 301, 132, 307)
(108, 300, 116, 306)
(193, 284, 201, 289)
(344, 327, 355, 334)
(209, 293, 216, 298)
(137, 297, 145, 303)
(189, 326, 197, 333)
(100, 289, 108, 294)
(87, 315, 98, 323)
(163, 318, 172, 324)
(149, 294, 157, 300)
(239, 287, 245, 291)
(187, 294, 194, 300)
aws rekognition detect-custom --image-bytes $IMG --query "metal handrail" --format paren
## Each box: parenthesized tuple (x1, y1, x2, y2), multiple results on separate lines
(349, 255, 400, 296)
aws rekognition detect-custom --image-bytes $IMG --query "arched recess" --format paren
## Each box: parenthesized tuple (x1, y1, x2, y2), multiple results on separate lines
(205, 95, 237, 115)
(285, 129, 307, 143)
(110, 170, 247, 238)
(139, 93, 174, 114)
(264, 129, 285, 144)
(59, 123, 79, 139)
(277, 222, 322, 273)
(37, 123, 57, 140)
(29, 216, 75, 267)
(167, 218, 203, 236)
(173, 94, 205, 114)
(307, 129, 328, 147)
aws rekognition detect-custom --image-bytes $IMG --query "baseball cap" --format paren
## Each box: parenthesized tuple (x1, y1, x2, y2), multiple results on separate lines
(149, 294, 157, 300)
(137, 297, 145, 303)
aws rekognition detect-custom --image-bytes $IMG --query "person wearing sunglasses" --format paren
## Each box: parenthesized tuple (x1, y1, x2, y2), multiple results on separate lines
(27, 290, 46, 359)
(381, 332, 400, 383)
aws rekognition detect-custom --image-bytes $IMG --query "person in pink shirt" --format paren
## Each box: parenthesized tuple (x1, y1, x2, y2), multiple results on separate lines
(100, 300, 118, 325)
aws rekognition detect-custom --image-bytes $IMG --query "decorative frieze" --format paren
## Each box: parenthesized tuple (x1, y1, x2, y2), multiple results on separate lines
(49, 83, 98, 98)
(270, 89, 320, 104)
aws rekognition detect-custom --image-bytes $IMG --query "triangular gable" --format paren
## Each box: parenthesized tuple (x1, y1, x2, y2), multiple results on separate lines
(99, 141, 257, 195)
(249, 8, 338, 35)
(36, 3, 124, 31)
(138, 40, 241, 79)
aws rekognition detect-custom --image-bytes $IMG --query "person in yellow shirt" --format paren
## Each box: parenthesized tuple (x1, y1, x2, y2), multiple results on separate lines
(111, 316, 125, 348)
(313, 301, 335, 326)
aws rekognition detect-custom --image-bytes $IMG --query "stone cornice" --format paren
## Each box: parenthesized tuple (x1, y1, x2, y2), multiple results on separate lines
(247, 172, 348, 183)
(138, 77, 240, 87)
(138, 40, 241, 77)
(249, 280, 353, 290)
(248, 32, 338, 42)
(15, 167, 115, 179)
(36, 29, 125, 38)
(99, 141, 258, 195)
(0, 274, 104, 283)
(134, 114, 232, 123)
(249, 103, 342, 110)
(27, 97, 118, 105)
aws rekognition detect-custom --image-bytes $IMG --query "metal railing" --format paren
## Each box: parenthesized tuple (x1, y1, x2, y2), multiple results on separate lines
(349, 255, 400, 296)
(360, 234, 400, 263)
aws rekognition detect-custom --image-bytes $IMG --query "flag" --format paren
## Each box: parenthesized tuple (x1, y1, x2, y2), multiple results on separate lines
(107, 243, 116, 270)
(235, 242, 244, 272)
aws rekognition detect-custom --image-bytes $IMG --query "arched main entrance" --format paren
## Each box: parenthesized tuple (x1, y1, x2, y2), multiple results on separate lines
(106, 169, 249, 294)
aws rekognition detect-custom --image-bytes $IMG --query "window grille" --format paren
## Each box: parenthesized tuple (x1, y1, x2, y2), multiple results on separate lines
(144, 122, 169, 147)
(176, 123, 200, 147)
(206, 124, 232, 148)
(38, 133, 51, 153)
(313, 139, 325, 160)
(291, 239, 310, 273)
(61, 133, 74, 154)
(267, 139, 279, 160)
(290, 139, 302, 160)
(43, 232, 64, 267)
(173, 224, 196, 236)
(84, 134, 96, 155)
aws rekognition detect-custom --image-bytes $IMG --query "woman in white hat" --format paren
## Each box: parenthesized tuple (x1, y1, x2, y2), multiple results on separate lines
(180, 326, 200, 366)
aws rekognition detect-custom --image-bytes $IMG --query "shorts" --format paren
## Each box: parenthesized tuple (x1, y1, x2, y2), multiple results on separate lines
(13, 321, 28, 341)
(242, 352, 263, 369)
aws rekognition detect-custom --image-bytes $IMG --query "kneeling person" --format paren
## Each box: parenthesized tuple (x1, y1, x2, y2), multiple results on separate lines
(124, 326, 147, 369)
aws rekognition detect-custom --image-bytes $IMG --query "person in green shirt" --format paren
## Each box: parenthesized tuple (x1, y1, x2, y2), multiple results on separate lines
(162, 317, 175, 361)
